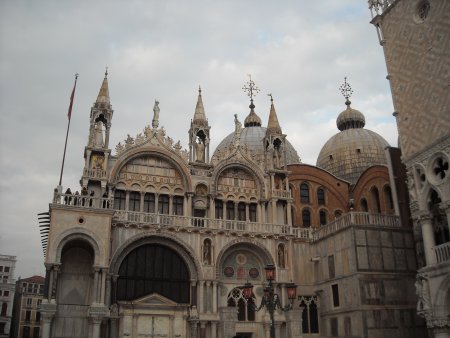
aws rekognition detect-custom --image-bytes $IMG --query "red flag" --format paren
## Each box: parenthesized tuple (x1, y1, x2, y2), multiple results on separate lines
(67, 74, 78, 120)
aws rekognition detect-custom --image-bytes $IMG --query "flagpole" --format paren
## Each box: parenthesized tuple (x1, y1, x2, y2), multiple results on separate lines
(58, 73, 79, 187)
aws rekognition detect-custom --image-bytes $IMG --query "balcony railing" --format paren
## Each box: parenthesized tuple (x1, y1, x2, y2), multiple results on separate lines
(312, 212, 400, 241)
(53, 192, 401, 242)
(83, 168, 107, 179)
(271, 189, 291, 199)
(114, 210, 312, 239)
(433, 242, 450, 264)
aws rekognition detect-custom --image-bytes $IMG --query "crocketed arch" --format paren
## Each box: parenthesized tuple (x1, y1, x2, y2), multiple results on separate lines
(211, 161, 265, 198)
(216, 239, 274, 279)
(109, 146, 192, 192)
(52, 227, 102, 266)
(110, 233, 201, 281)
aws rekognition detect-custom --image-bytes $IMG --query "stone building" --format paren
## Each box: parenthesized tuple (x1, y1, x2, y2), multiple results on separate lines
(37, 70, 429, 338)
(369, 0, 450, 337)
(10, 276, 45, 338)
(0, 254, 16, 338)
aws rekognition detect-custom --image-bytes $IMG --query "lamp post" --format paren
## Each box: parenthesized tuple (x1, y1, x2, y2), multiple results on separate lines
(242, 264, 297, 338)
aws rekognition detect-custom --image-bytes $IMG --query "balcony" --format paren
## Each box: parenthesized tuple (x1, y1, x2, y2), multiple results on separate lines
(53, 191, 401, 242)
(433, 242, 450, 264)
(271, 189, 291, 199)
(312, 212, 401, 241)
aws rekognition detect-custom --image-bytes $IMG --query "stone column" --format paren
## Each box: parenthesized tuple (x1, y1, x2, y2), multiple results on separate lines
(418, 213, 437, 265)
(210, 197, 215, 219)
(169, 195, 173, 215)
(212, 281, 218, 313)
(44, 264, 52, 301)
(140, 192, 145, 213)
(271, 199, 277, 224)
(51, 264, 60, 300)
(93, 267, 100, 304)
(187, 193, 193, 217)
(275, 322, 282, 338)
(100, 268, 107, 304)
(191, 281, 198, 306)
(211, 321, 217, 338)
(257, 203, 262, 223)
(40, 313, 54, 338)
(155, 193, 159, 213)
(198, 281, 204, 313)
(285, 309, 303, 338)
(91, 317, 102, 338)
(287, 201, 292, 225)
(223, 201, 227, 220)
(442, 201, 450, 233)
(245, 203, 250, 221)
(105, 125, 111, 148)
(200, 322, 207, 338)
(105, 273, 111, 306)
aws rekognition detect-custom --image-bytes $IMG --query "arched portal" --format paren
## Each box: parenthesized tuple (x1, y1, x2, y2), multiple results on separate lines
(116, 244, 190, 303)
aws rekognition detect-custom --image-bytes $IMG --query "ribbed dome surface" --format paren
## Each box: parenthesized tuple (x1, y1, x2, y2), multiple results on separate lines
(317, 128, 390, 183)
(213, 126, 300, 165)
(336, 106, 365, 131)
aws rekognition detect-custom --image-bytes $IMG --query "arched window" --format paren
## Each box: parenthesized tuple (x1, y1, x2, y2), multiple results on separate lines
(370, 187, 381, 213)
(215, 200, 223, 219)
(173, 196, 184, 215)
(158, 194, 169, 214)
(114, 190, 126, 210)
(384, 186, 394, 211)
(317, 188, 325, 205)
(227, 288, 255, 322)
(319, 209, 327, 226)
(238, 202, 246, 221)
(117, 244, 190, 303)
(300, 296, 319, 334)
(361, 198, 368, 212)
(144, 193, 155, 213)
(300, 183, 310, 203)
(302, 209, 311, 227)
(129, 191, 140, 212)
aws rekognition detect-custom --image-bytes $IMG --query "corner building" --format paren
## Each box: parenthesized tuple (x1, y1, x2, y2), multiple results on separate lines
(40, 74, 427, 338)
(369, 1, 450, 337)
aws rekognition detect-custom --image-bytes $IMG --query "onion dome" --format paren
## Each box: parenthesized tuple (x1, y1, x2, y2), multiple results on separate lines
(316, 78, 389, 183)
(244, 99, 262, 127)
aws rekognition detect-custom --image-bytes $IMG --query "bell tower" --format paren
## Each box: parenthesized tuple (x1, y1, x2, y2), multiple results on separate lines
(81, 69, 113, 194)
(188, 87, 210, 164)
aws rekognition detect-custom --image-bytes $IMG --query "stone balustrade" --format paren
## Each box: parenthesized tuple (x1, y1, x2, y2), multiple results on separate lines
(53, 191, 402, 241)
(312, 212, 401, 241)
(271, 189, 291, 199)
(433, 242, 450, 264)
(83, 168, 107, 179)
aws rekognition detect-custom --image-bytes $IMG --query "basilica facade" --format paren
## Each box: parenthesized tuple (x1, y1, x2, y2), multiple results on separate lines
(36, 67, 433, 338)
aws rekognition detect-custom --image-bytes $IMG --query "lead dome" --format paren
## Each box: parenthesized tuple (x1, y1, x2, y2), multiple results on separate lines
(317, 99, 389, 184)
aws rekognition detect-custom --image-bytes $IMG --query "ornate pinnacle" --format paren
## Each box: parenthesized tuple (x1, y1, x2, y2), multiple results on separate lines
(339, 77, 353, 106)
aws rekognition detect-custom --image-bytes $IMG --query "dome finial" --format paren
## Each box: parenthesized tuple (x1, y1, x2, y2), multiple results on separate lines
(242, 75, 262, 127)
(104, 66, 108, 79)
(339, 77, 353, 107)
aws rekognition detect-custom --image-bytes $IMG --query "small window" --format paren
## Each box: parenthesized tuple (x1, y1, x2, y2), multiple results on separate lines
(249, 204, 257, 222)
(0, 266, 2, 272)
(300, 183, 310, 203)
(173, 196, 184, 215)
(361, 198, 368, 212)
(143, 193, 156, 213)
(26, 298, 32, 307)
(25, 310, 31, 321)
(114, 190, 126, 210)
(330, 317, 338, 337)
(158, 195, 169, 214)
(317, 188, 325, 205)
(302, 209, 311, 227)
(328, 255, 335, 279)
(215, 200, 224, 219)
(129, 191, 140, 212)
(4, 267, 9, 273)
(4, 291, 9, 297)
(319, 210, 327, 226)
(332, 284, 340, 307)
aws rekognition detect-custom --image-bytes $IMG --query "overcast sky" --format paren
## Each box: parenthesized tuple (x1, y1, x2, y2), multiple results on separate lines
(0, 0, 396, 278)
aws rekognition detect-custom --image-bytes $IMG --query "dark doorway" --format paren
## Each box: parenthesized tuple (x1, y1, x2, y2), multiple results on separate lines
(235, 333, 252, 338)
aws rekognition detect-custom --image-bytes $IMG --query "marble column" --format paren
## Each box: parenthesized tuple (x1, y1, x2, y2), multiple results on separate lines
(212, 281, 218, 313)
(211, 321, 217, 338)
(91, 317, 102, 338)
(125, 191, 130, 210)
(200, 322, 207, 338)
(245, 203, 250, 222)
(93, 267, 100, 304)
(198, 281, 204, 313)
(100, 268, 107, 304)
(287, 201, 292, 225)
(275, 322, 282, 338)
(418, 213, 437, 265)
(40, 314, 54, 338)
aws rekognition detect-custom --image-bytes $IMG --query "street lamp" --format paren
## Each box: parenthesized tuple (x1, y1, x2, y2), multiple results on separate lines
(242, 264, 297, 338)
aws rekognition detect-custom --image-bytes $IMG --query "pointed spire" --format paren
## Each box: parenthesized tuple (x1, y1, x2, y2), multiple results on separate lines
(266, 94, 282, 134)
(96, 68, 110, 105)
(193, 86, 208, 126)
